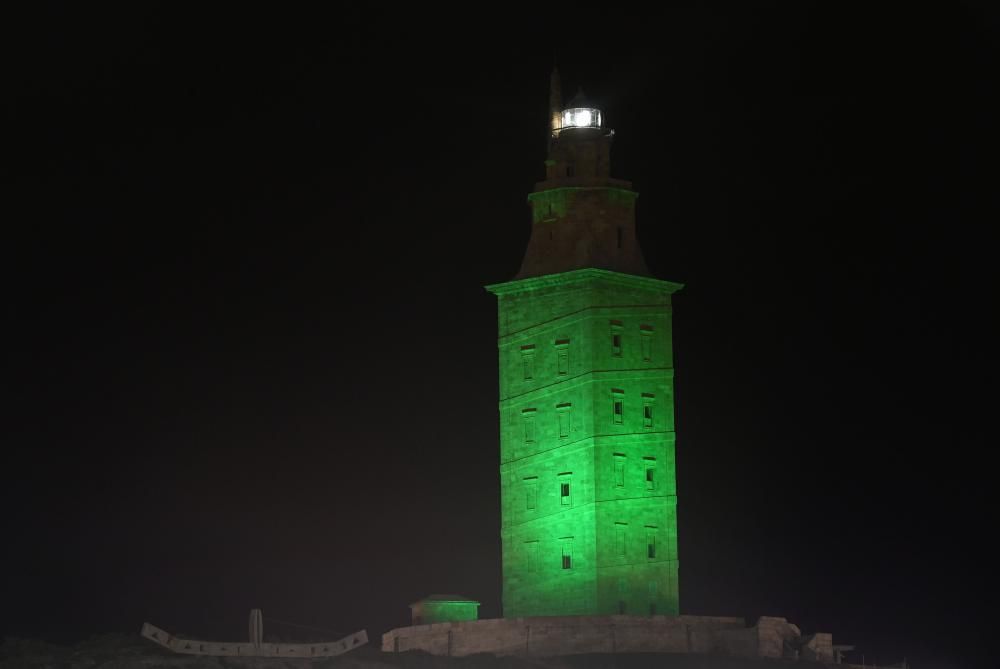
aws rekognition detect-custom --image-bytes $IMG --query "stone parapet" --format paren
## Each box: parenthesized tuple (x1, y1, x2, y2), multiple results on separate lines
(383, 614, 836, 659)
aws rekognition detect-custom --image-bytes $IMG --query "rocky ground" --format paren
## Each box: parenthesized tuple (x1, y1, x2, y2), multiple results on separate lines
(0, 635, 846, 669)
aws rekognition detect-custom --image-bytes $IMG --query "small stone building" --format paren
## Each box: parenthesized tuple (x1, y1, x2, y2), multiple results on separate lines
(409, 595, 479, 625)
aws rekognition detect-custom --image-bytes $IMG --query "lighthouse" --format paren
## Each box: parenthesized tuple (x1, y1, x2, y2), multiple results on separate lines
(487, 69, 683, 618)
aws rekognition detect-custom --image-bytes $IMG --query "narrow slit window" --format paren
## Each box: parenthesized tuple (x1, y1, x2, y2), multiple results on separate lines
(612, 389, 624, 425)
(520, 345, 536, 380)
(561, 540, 573, 569)
(644, 457, 656, 491)
(524, 477, 538, 510)
(558, 473, 572, 506)
(613, 455, 625, 488)
(642, 393, 655, 429)
(640, 325, 653, 362)
(555, 339, 570, 376)
(522, 409, 537, 443)
(647, 531, 657, 559)
(557, 402, 572, 439)
(610, 321, 623, 357)
(526, 540, 539, 571)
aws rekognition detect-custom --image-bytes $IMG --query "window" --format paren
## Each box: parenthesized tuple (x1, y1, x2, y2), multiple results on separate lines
(526, 540, 539, 571)
(566, 163, 575, 177)
(558, 473, 572, 506)
(610, 321, 623, 357)
(613, 453, 626, 488)
(520, 345, 536, 380)
(644, 457, 656, 491)
(612, 389, 624, 425)
(561, 539, 573, 569)
(522, 408, 536, 443)
(555, 339, 569, 376)
(640, 325, 653, 362)
(557, 402, 572, 438)
(642, 393, 654, 429)
(646, 529, 657, 559)
(524, 477, 538, 510)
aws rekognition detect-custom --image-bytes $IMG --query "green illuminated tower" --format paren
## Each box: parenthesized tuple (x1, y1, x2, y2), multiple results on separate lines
(487, 70, 683, 618)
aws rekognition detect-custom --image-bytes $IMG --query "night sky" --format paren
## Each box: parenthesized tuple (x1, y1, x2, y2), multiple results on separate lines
(5, 5, 997, 669)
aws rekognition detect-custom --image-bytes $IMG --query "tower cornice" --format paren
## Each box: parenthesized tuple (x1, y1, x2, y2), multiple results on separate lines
(486, 268, 684, 297)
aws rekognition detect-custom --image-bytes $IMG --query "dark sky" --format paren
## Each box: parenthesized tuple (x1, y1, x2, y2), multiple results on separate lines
(4, 5, 997, 669)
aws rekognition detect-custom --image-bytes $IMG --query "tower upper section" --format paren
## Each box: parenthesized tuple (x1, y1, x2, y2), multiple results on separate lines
(516, 70, 651, 280)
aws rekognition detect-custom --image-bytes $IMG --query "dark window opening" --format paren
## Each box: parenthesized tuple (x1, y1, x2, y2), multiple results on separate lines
(561, 482, 570, 498)
(613, 399, 624, 424)
(612, 333, 622, 356)
(562, 554, 572, 569)
(648, 541, 656, 559)
(566, 164, 575, 177)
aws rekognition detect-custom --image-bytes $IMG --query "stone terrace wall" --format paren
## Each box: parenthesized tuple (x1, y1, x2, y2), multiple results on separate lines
(383, 615, 835, 663)
(383, 615, 752, 658)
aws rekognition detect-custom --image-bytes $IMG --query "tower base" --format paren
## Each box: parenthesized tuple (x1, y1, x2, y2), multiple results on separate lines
(383, 614, 837, 662)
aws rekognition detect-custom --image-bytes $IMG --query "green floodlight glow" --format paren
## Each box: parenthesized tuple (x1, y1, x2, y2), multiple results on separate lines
(487, 269, 681, 619)
(489, 72, 679, 619)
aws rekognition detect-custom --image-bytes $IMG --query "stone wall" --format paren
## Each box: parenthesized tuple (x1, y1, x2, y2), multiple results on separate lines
(488, 270, 683, 619)
(382, 615, 835, 663)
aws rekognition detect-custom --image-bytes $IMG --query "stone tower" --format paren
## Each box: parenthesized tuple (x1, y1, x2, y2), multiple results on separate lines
(486, 69, 683, 618)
